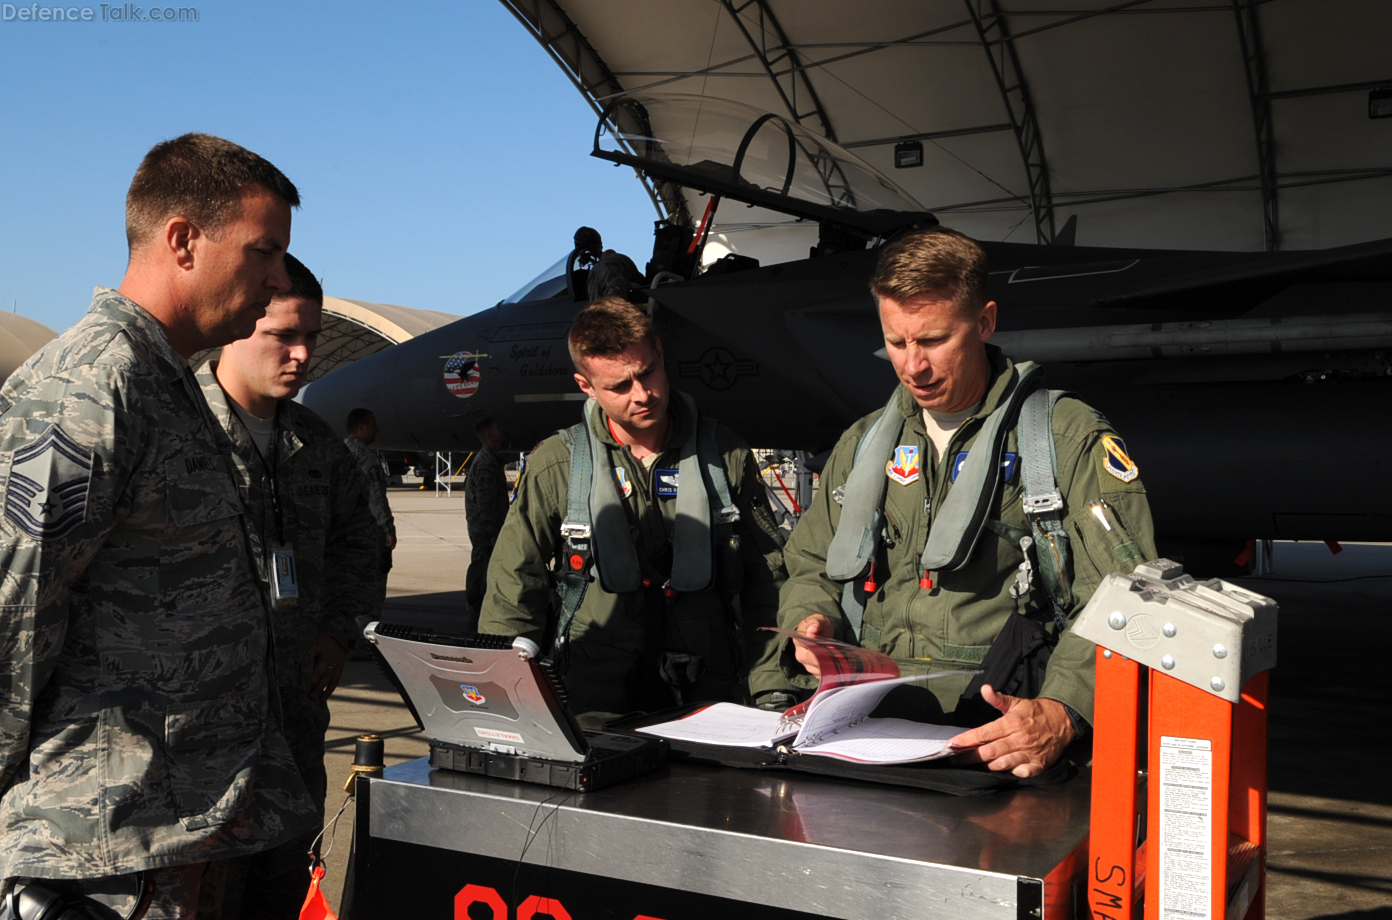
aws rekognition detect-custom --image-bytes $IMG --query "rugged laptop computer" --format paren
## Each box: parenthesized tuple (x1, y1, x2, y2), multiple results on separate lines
(365, 622, 666, 791)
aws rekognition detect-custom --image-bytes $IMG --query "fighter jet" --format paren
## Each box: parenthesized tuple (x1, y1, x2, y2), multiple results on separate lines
(300, 94, 1392, 567)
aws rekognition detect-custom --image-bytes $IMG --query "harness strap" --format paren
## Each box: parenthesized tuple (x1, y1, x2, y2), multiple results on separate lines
(825, 388, 901, 583)
(583, 399, 643, 593)
(827, 362, 1045, 641)
(670, 393, 726, 592)
(919, 362, 1041, 572)
(1018, 387, 1074, 628)
(555, 424, 594, 663)
(554, 396, 736, 659)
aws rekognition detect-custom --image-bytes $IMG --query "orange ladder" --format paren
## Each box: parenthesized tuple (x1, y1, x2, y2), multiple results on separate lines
(1074, 560, 1277, 920)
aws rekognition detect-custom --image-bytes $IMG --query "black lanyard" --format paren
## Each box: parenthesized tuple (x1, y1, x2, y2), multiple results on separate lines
(265, 423, 285, 546)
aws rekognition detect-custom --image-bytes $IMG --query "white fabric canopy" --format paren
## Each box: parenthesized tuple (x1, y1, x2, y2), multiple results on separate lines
(502, 0, 1392, 253)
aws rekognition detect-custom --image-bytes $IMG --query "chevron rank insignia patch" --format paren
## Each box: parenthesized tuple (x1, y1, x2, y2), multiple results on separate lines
(4, 424, 94, 540)
(1100, 435, 1139, 483)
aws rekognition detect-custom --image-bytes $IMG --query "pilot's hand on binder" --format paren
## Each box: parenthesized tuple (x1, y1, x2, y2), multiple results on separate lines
(947, 685, 1074, 778)
(792, 614, 835, 679)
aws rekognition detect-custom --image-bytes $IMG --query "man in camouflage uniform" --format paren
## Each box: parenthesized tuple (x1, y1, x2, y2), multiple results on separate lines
(480, 298, 790, 719)
(464, 416, 509, 629)
(780, 229, 1157, 778)
(344, 408, 395, 630)
(0, 134, 315, 917)
(196, 254, 379, 918)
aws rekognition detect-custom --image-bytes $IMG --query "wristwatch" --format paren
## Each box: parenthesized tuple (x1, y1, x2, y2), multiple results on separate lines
(1062, 703, 1091, 738)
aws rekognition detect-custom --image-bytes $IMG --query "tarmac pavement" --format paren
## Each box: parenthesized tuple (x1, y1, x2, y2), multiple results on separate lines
(316, 485, 1392, 917)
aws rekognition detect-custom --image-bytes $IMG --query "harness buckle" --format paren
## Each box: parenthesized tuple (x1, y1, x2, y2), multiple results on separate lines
(560, 522, 592, 541)
(1010, 535, 1035, 599)
(716, 506, 741, 524)
(1022, 490, 1064, 515)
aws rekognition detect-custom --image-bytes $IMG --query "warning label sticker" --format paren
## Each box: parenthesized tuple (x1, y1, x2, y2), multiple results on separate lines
(1159, 736, 1214, 920)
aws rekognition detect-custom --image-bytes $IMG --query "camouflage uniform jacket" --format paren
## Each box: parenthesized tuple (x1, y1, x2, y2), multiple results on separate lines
(196, 363, 380, 672)
(478, 393, 791, 710)
(779, 346, 1157, 725)
(343, 437, 394, 540)
(0, 288, 315, 880)
(464, 444, 508, 547)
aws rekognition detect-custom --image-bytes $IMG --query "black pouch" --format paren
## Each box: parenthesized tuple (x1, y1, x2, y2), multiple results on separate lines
(955, 611, 1055, 728)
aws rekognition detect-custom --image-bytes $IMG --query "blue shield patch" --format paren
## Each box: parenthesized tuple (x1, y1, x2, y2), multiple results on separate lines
(951, 452, 1019, 483)
(4, 424, 94, 540)
(613, 467, 633, 498)
(655, 468, 679, 498)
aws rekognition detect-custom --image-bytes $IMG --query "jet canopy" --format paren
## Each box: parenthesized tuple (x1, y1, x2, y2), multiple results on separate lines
(593, 92, 936, 237)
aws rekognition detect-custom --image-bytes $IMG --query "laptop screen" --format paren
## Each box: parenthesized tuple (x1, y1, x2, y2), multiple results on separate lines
(367, 623, 590, 764)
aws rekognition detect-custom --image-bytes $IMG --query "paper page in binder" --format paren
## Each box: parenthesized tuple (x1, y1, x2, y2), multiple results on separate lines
(637, 702, 793, 747)
(792, 673, 945, 748)
(796, 718, 962, 764)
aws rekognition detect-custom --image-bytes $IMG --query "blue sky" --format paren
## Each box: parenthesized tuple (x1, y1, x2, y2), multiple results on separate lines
(0, 0, 657, 333)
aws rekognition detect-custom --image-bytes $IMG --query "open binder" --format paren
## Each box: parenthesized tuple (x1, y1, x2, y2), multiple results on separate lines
(615, 630, 1072, 796)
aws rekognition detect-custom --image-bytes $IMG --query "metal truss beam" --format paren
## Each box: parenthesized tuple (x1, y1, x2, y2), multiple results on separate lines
(963, 0, 1057, 244)
(719, 0, 837, 142)
(1233, 0, 1278, 250)
(926, 167, 1392, 214)
(1265, 78, 1392, 101)
(497, 0, 692, 227)
(840, 123, 1013, 150)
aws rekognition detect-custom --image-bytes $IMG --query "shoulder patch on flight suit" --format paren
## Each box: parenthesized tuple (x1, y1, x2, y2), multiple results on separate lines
(886, 445, 921, 485)
(3, 423, 94, 540)
(1099, 435, 1140, 485)
(614, 467, 633, 498)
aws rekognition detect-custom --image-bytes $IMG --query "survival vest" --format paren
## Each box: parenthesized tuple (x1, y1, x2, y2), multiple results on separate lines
(552, 393, 739, 664)
(826, 361, 1076, 637)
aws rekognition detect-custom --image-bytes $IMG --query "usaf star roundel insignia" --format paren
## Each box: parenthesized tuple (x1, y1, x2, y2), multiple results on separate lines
(885, 445, 921, 486)
(1100, 435, 1140, 483)
(4, 424, 94, 540)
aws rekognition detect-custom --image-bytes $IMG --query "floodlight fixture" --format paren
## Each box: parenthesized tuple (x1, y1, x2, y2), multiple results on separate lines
(894, 140, 924, 169)
(1370, 87, 1392, 119)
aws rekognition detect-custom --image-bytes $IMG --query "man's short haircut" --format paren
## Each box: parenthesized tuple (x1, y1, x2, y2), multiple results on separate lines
(567, 296, 657, 371)
(279, 253, 324, 307)
(473, 417, 498, 437)
(125, 132, 301, 252)
(870, 229, 989, 312)
(347, 408, 375, 433)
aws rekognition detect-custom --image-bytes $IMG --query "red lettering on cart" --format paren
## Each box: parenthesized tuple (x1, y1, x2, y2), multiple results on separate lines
(455, 884, 508, 920)
(517, 895, 572, 920)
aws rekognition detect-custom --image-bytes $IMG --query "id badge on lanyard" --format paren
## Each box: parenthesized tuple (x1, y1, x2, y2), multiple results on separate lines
(269, 545, 299, 608)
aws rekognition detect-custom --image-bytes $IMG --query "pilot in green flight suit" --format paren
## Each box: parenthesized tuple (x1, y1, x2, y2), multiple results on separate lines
(478, 297, 790, 721)
(778, 229, 1158, 778)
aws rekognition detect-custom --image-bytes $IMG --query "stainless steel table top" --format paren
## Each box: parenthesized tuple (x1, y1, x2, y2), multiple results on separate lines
(369, 758, 1090, 920)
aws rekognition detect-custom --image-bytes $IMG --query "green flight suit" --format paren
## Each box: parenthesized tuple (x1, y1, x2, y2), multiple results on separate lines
(779, 347, 1157, 726)
(478, 394, 788, 717)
